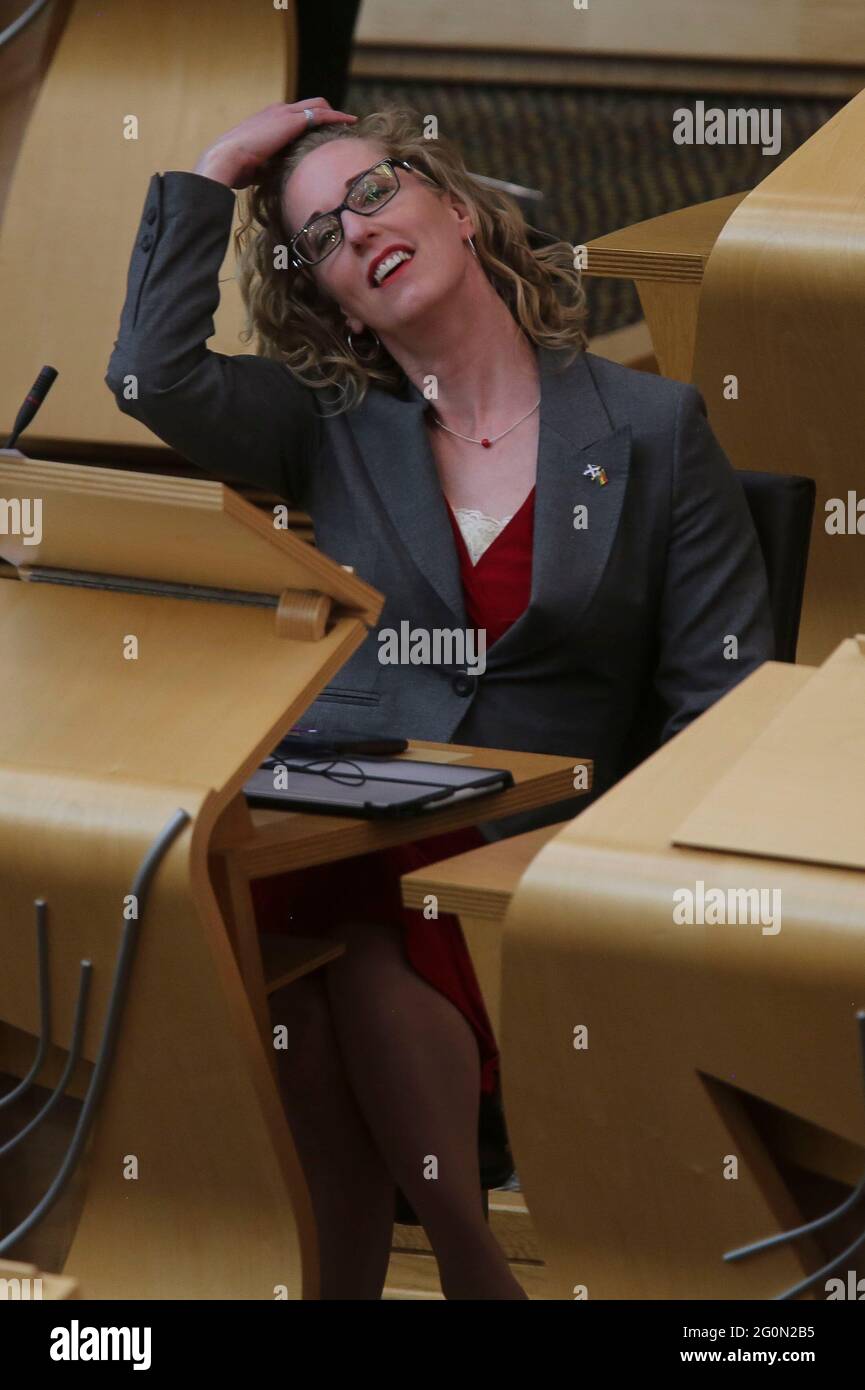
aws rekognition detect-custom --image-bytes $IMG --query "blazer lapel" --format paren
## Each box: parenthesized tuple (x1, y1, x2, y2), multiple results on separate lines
(488, 346, 632, 666)
(347, 345, 632, 663)
(346, 383, 468, 627)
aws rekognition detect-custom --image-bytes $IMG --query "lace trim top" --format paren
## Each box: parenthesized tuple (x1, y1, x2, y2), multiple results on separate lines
(451, 506, 514, 566)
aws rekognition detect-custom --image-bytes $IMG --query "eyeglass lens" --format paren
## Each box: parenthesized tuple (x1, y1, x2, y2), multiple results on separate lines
(295, 162, 400, 264)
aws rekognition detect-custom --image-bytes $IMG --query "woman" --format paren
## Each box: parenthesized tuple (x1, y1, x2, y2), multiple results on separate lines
(106, 99, 774, 1300)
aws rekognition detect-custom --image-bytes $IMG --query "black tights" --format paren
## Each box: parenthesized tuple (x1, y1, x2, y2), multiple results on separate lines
(269, 917, 527, 1299)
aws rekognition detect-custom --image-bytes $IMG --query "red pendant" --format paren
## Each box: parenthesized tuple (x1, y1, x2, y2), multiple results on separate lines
(481, 438, 491, 448)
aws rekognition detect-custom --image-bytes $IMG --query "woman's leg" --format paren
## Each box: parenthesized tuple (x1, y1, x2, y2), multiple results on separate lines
(324, 919, 527, 1300)
(269, 974, 396, 1299)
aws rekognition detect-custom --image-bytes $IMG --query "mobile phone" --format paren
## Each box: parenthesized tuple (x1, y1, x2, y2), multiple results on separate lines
(270, 728, 409, 758)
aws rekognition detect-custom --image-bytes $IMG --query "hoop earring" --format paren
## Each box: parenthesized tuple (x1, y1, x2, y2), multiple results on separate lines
(345, 327, 381, 362)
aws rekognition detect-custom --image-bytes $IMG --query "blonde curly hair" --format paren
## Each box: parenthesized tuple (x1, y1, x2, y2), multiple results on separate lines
(234, 104, 588, 415)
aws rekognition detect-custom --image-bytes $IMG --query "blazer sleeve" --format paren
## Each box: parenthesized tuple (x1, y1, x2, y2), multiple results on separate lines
(652, 383, 775, 744)
(104, 170, 320, 507)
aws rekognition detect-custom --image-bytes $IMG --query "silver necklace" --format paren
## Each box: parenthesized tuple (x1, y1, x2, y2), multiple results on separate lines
(432, 398, 540, 449)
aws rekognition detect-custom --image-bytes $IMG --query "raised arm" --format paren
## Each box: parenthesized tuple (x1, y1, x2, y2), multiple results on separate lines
(104, 100, 358, 506)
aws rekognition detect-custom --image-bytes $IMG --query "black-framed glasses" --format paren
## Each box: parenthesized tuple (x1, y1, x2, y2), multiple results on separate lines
(288, 158, 419, 268)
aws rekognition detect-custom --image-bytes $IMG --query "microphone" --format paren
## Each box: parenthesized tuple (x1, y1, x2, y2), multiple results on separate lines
(3, 365, 59, 453)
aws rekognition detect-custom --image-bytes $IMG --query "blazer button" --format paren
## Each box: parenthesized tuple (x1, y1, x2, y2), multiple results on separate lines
(144, 206, 157, 225)
(139, 232, 154, 251)
(452, 673, 477, 697)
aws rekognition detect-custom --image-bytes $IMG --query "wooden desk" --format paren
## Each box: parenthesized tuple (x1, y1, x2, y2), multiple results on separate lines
(400, 825, 559, 1037)
(401, 825, 557, 923)
(0, 0, 299, 455)
(209, 740, 589, 1062)
(0, 1258, 77, 1301)
(405, 653, 865, 1296)
(0, 454, 586, 1298)
(585, 192, 745, 381)
(585, 89, 865, 665)
(496, 655, 865, 1297)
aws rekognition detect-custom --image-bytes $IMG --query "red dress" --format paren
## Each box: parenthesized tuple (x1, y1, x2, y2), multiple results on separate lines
(250, 485, 536, 1097)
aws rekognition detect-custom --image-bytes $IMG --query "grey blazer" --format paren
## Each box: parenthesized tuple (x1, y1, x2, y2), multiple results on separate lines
(106, 170, 775, 840)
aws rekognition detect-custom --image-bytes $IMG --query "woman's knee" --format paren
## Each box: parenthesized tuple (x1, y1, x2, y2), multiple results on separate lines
(327, 917, 408, 982)
(269, 973, 340, 1082)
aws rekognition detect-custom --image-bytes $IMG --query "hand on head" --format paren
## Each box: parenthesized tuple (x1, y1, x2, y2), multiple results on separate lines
(193, 100, 358, 189)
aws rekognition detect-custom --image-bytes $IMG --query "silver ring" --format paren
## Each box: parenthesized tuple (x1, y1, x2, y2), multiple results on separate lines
(303, 107, 316, 129)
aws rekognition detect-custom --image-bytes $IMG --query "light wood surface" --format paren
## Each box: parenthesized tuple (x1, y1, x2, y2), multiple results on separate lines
(586, 89, 865, 661)
(259, 935, 347, 995)
(0, 1258, 77, 1300)
(351, 48, 865, 99)
(210, 742, 590, 1061)
(0, 756, 317, 1300)
(392, 1188, 541, 1265)
(0, 0, 297, 452)
(585, 196, 743, 381)
(634, 281, 703, 382)
(0, 456, 380, 624)
(356, 0, 865, 66)
(401, 827, 559, 921)
(215, 742, 588, 875)
(0, 0, 70, 227)
(675, 637, 865, 871)
(500, 651, 865, 1298)
(586, 195, 745, 284)
(387, 1171, 558, 1300)
(694, 88, 865, 664)
(587, 320, 657, 374)
(0, 582, 370, 799)
(0, 458, 376, 1299)
(383, 1243, 549, 1300)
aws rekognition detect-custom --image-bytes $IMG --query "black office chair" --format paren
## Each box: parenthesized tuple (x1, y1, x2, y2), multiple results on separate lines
(736, 468, 815, 663)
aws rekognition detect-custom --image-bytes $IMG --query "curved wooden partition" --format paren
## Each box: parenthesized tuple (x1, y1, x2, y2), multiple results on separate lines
(0, 0, 71, 226)
(0, 0, 297, 454)
(0, 459, 383, 1297)
(0, 594, 318, 1298)
(693, 88, 865, 666)
(0, 765, 315, 1299)
(501, 649, 865, 1299)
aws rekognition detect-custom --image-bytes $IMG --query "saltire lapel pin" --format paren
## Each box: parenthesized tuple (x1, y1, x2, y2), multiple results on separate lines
(583, 461, 609, 487)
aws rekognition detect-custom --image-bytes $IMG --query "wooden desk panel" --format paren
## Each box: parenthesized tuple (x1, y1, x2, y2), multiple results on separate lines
(401, 826, 559, 922)
(694, 88, 865, 664)
(214, 741, 589, 875)
(0, 0, 297, 451)
(209, 741, 590, 1057)
(585, 195, 744, 382)
(501, 656, 865, 1298)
